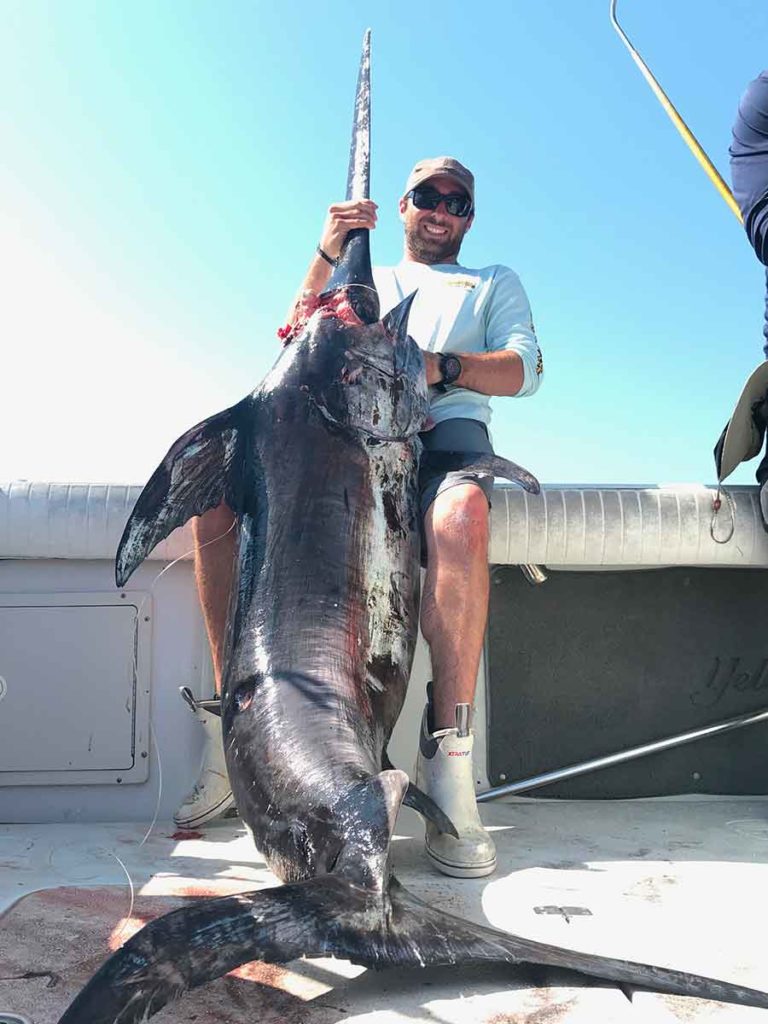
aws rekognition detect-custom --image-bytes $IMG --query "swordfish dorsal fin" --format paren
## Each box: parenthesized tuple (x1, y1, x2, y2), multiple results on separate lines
(382, 291, 417, 341)
(326, 29, 380, 326)
(115, 398, 250, 587)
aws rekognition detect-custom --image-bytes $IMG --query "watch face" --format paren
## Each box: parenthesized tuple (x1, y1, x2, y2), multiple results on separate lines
(442, 355, 461, 384)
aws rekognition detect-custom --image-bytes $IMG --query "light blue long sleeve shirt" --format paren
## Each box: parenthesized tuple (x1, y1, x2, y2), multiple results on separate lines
(373, 261, 542, 426)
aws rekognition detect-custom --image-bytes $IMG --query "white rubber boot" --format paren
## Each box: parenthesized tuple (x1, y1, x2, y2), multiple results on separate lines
(413, 699, 496, 878)
(174, 689, 235, 829)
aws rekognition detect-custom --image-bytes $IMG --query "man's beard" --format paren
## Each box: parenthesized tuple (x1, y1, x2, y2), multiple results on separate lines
(405, 221, 463, 264)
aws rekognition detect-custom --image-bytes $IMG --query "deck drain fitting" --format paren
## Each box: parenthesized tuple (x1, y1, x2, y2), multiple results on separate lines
(0, 1015, 33, 1024)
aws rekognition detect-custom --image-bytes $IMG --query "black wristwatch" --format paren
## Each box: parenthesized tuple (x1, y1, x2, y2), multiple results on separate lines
(434, 353, 462, 393)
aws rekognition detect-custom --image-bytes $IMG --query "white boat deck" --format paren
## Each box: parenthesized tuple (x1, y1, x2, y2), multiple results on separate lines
(2, 797, 767, 1023)
(3, 480, 768, 1020)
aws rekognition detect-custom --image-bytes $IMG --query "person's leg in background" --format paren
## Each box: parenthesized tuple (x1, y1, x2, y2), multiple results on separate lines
(174, 503, 237, 828)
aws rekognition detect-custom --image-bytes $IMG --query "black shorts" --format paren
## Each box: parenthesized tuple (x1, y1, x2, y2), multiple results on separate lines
(418, 418, 495, 523)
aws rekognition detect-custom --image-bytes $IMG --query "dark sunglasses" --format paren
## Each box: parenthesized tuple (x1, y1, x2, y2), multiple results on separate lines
(407, 187, 473, 218)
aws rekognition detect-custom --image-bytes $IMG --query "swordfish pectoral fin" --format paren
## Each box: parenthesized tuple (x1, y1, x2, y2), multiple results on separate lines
(115, 398, 251, 587)
(426, 451, 540, 495)
(402, 782, 459, 838)
(380, 751, 458, 837)
(480, 454, 540, 495)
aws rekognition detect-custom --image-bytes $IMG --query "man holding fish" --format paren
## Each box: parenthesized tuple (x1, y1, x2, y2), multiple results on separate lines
(181, 156, 543, 879)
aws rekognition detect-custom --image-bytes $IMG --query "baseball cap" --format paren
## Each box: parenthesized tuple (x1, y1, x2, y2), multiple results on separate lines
(402, 157, 475, 206)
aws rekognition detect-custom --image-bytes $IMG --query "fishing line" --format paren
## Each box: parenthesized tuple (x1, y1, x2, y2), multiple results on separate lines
(88, 519, 237, 952)
(609, 0, 742, 223)
(127, 520, 235, 840)
(137, 719, 163, 849)
(104, 851, 136, 950)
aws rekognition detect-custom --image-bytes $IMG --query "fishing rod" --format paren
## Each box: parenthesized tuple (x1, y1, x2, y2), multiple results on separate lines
(609, 0, 742, 223)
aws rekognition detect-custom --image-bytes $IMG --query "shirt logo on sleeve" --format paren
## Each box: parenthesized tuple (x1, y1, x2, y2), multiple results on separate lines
(528, 317, 543, 375)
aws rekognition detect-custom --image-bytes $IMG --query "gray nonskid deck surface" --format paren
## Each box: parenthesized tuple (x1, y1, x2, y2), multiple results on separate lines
(1, 797, 767, 1022)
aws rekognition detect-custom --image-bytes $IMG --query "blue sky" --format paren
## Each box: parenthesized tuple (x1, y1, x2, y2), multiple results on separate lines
(3, 1, 768, 486)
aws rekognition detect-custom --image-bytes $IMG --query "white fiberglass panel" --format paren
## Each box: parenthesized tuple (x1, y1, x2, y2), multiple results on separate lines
(0, 593, 151, 784)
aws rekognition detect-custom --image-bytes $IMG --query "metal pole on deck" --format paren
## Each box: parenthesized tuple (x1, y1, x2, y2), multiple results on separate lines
(478, 705, 768, 802)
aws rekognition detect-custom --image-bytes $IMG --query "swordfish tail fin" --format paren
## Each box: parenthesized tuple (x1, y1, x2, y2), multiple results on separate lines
(57, 876, 768, 1020)
(115, 397, 250, 587)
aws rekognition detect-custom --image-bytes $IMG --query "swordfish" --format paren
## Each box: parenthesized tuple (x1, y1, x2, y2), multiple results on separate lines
(58, 31, 768, 1022)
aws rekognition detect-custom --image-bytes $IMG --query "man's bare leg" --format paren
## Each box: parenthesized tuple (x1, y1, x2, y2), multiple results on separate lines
(192, 503, 238, 693)
(414, 482, 495, 877)
(420, 484, 490, 728)
(174, 503, 238, 828)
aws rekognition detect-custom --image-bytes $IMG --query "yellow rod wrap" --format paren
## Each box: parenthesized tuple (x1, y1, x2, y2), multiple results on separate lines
(610, 0, 743, 224)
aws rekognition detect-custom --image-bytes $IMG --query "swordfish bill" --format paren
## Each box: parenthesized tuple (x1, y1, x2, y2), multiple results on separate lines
(58, 31, 768, 1023)
(329, 26, 378, 325)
